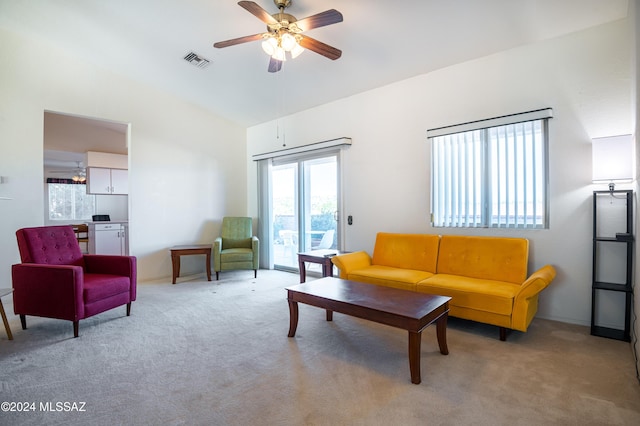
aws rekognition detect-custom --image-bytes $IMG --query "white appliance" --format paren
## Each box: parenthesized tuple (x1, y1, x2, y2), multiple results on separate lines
(88, 222, 128, 255)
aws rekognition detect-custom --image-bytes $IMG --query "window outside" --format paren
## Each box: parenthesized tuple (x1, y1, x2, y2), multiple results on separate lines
(431, 118, 548, 229)
(48, 183, 96, 220)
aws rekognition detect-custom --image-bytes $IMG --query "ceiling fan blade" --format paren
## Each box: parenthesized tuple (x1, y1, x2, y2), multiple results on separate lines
(295, 9, 343, 32)
(214, 33, 264, 48)
(268, 57, 283, 73)
(238, 1, 278, 25)
(298, 35, 342, 60)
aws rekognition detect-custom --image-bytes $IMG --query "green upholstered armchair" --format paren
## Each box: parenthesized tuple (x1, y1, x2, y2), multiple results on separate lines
(213, 217, 259, 280)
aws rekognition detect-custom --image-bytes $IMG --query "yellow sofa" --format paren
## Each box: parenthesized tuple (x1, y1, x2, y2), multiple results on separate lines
(331, 233, 556, 340)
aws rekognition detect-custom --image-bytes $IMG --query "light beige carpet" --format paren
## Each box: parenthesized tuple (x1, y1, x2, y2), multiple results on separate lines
(0, 269, 639, 426)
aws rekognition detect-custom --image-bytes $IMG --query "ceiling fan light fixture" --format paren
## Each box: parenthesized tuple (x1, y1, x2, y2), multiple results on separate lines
(213, 1, 343, 72)
(261, 36, 278, 55)
(272, 46, 286, 61)
(280, 32, 296, 51)
(290, 42, 304, 58)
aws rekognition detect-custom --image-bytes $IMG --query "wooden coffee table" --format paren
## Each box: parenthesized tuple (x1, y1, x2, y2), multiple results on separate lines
(297, 249, 339, 283)
(286, 277, 450, 384)
(170, 244, 212, 284)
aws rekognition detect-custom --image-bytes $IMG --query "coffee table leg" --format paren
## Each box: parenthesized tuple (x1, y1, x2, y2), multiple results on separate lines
(408, 331, 422, 384)
(298, 257, 306, 283)
(321, 259, 330, 277)
(436, 312, 449, 355)
(205, 251, 212, 281)
(326, 258, 334, 277)
(326, 310, 333, 321)
(287, 299, 299, 337)
(171, 253, 179, 284)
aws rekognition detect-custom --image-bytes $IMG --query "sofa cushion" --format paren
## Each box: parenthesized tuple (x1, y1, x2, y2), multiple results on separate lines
(221, 248, 254, 262)
(349, 266, 434, 291)
(223, 238, 252, 249)
(437, 235, 528, 284)
(372, 233, 440, 273)
(83, 273, 131, 304)
(417, 274, 520, 315)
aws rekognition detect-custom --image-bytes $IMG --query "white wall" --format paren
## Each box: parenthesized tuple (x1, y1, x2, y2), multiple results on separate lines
(247, 18, 633, 327)
(0, 28, 247, 282)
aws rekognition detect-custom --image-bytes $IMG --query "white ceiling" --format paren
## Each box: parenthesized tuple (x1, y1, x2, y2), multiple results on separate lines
(0, 0, 630, 127)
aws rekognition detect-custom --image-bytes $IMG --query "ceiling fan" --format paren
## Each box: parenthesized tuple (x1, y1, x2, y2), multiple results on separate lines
(50, 161, 87, 182)
(213, 0, 343, 72)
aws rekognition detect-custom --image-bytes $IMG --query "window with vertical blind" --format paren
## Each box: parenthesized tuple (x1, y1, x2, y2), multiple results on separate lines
(428, 109, 552, 229)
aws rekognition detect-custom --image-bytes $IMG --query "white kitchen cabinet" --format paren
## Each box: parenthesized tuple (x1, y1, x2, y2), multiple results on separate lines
(87, 167, 128, 195)
(110, 169, 128, 194)
(89, 223, 128, 255)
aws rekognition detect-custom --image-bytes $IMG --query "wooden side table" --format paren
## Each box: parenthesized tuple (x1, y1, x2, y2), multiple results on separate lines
(0, 288, 14, 340)
(170, 245, 212, 284)
(297, 249, 341, 283)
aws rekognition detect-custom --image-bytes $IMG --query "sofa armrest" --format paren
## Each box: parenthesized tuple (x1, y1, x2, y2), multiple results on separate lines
(511, 264, 557, 331)
(331, 251, 372, 279)
(11, 263, 85, 320)
(251, 236, 260, 269)
(83, 255, 135, 277)
(213, 237, 223, 271)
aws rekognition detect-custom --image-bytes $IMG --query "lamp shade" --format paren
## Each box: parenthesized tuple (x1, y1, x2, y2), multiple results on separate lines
(262, 37, 277, 56)
(290, 43, 304, 58)
(592, 134, 634, 183)
(281, 33, 296, 51)
(272, 46, 286, 61)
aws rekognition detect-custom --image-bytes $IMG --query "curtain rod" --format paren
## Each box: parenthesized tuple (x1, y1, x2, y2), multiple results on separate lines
(252, 137, 352, 161)
(427, 108, 553, 138)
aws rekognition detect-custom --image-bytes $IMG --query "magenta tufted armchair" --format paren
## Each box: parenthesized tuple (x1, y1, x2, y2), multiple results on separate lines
(12, 225, 137, 337)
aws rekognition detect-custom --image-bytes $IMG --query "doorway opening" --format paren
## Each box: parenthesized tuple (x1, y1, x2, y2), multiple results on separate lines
(43, 111, 130, 252)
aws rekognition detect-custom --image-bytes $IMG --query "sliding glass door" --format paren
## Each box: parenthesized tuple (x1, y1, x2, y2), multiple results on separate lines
(272, 153, 338, 271)
(272, 162, 299, 269)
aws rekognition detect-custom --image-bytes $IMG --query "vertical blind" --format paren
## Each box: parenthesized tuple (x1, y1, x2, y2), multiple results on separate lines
(429, 109, 551, 229)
